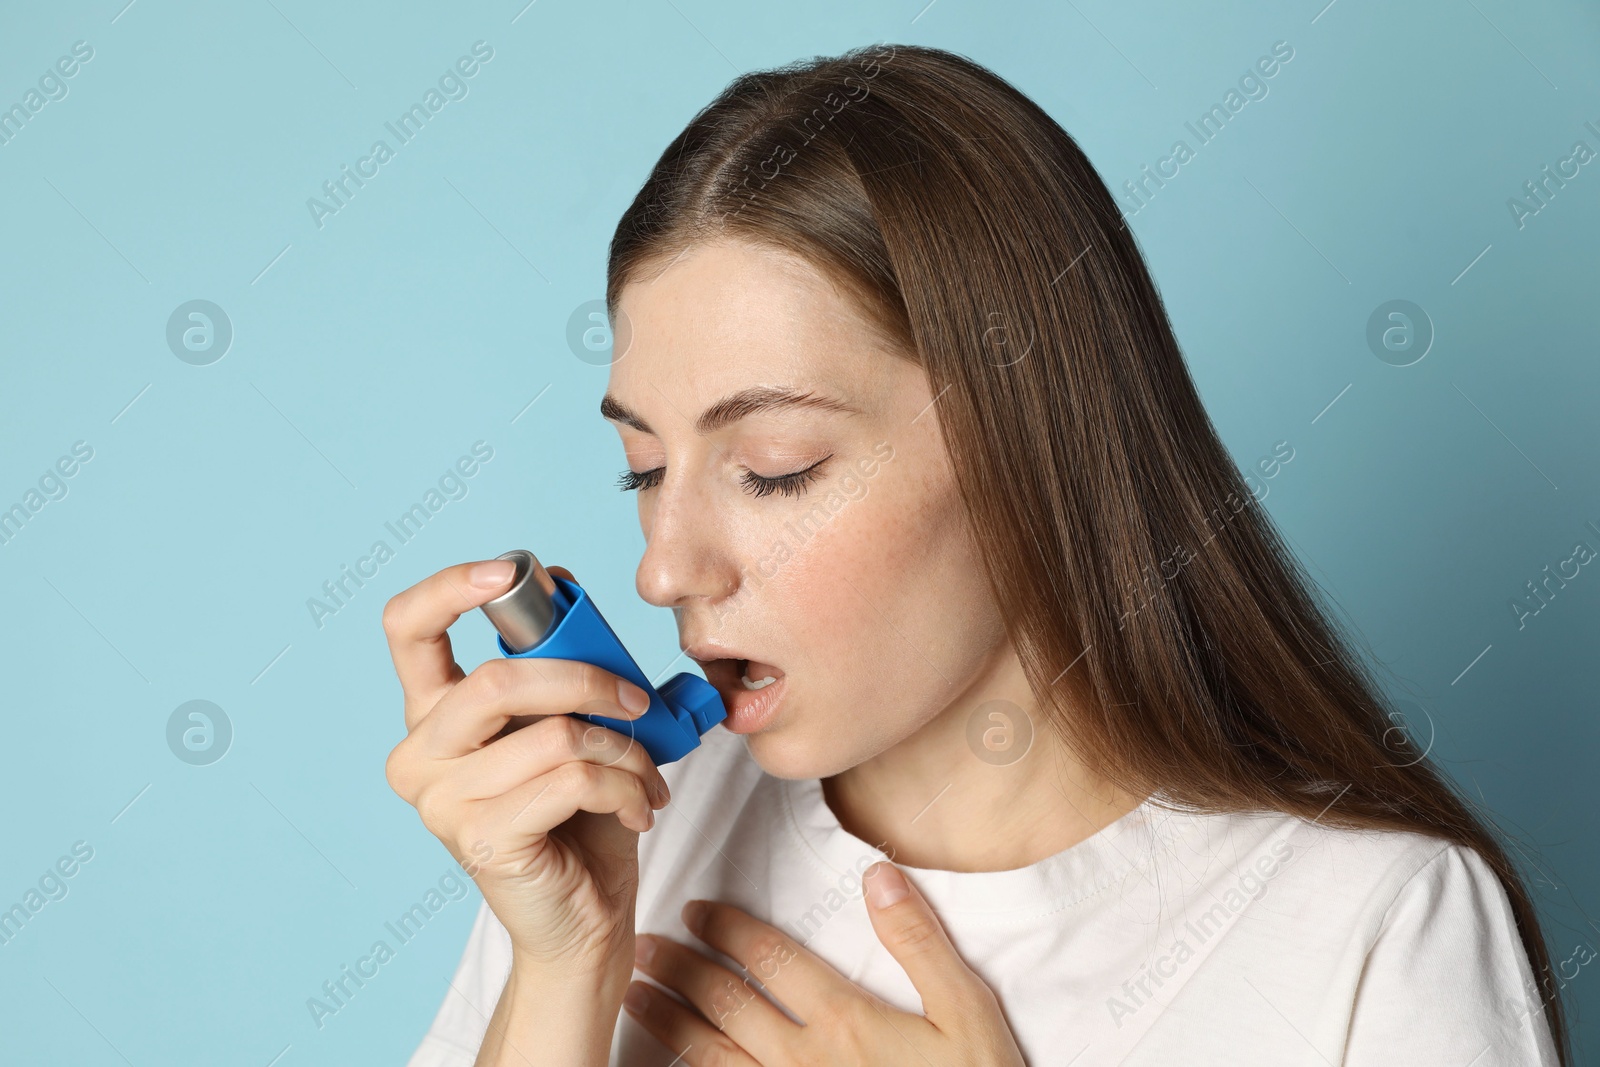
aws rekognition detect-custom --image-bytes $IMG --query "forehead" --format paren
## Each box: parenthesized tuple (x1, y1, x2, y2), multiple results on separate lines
(607, 239, 894, 408)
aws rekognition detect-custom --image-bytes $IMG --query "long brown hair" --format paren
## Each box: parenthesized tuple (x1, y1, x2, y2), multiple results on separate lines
(603, 42, 1570, 1061)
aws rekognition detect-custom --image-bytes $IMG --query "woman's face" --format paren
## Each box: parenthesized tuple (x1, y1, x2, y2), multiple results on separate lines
(604, 238, 1009, 780)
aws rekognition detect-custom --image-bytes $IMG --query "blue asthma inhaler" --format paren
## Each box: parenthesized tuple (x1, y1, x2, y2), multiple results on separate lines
(477, 549, 726, 766)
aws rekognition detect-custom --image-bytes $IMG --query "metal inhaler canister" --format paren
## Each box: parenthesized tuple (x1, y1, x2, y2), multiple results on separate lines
(477, 549, 726, 765)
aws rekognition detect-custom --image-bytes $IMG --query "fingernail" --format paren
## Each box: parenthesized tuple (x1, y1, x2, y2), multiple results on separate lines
(634, 936, 656, 968)
(470, 560, 515, 588)
(618, 680, 651, 715)
(623, 982, 650, 1013)
(865, 862, 908, 908)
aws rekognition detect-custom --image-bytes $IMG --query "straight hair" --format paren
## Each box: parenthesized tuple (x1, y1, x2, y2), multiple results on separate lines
(604, 42, 1570, 1063)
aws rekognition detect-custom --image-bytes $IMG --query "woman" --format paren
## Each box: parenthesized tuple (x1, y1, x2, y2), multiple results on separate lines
(383, 43, 1568, 1065)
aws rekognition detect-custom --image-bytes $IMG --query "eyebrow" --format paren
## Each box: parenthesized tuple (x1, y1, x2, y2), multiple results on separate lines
(600, 385, 860, 435)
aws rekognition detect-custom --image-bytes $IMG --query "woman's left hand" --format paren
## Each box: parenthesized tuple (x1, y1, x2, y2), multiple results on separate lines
(622, 861, 1027, 1065)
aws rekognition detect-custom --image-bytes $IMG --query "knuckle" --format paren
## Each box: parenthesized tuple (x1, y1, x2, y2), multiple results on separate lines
(584, 724, 628, 763)
(454, 823, 494, 870)
(698, 1036, 747, 1067)
(706, 975, 751, 1028)
(414, 784, 450, 833)
(384, 742, 414, 800)
(380, 592, 407, 636)
(890, 913, 943, 954)
(966, 988, 1002, 1030)
(561, 715, 601, 760)
(535, 714, 590, 762)
(553, 758, 599, 796)
(573, 659, 612, 695)
(566, 661, 618, 712)
(745, 933, 794, 981)
(807, 991, 867, 1036)
(623, 775, 650, 815)
(469, 656, 519, 705)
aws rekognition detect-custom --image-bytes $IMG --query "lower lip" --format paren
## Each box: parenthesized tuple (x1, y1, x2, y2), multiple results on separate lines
(722, 674, 787, 734)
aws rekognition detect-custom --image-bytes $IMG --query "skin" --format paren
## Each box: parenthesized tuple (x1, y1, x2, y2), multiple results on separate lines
(608, 236, 1142, 869)
(599, 237, 1147, 1061)
(384, 236, 1145, 1065)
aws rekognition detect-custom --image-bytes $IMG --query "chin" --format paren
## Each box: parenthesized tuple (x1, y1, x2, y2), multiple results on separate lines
(739, 728, 861, 781)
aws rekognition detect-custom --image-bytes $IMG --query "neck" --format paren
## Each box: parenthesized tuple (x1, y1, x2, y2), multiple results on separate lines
(822, 651, 1144, 873)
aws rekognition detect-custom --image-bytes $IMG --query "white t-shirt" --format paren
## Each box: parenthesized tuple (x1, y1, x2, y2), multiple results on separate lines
(405, 726, 1560, 1065)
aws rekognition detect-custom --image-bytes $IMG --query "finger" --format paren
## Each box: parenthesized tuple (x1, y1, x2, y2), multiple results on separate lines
(622, 979, 759, 1067)
(630, 933, 797, 1050)
(547, 564, 577, 584)
(411, 654, 654, 759)
(863, 862, 988, 1024)
(456, 713, 670, 806)
(383, 558, 520, 726)
(476, 758, 658, 836)
(679, 899, 862, 1026)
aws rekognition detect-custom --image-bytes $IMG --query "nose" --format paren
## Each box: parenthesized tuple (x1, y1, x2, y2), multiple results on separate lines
(633, 474, 738, 610)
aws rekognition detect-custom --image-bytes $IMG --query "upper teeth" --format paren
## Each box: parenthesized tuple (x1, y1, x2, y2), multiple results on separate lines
(741, 670, 777, 690)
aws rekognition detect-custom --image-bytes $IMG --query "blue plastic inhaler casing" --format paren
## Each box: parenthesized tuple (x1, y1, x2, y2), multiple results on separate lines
(478, 549, 726, 765)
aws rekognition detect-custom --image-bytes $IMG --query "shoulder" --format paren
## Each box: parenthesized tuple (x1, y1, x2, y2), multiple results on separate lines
(1125, 806, 1561, 1065)
(1344, 837, 1560, 1063)
(1190, 804, 1535, 957)
(1148, 797, 1464, 921)
(1181, 805, 1561, 1064)
(1178, 801, 1497, 919)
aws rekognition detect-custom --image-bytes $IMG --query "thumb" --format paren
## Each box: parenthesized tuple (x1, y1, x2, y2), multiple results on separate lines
(863, 861, 984, 1021)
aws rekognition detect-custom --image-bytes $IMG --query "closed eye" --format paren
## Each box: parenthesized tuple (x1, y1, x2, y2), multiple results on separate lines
(616, 455, 832, 499)
(741, 455, 831, 498)
(615, 467, 664, 493)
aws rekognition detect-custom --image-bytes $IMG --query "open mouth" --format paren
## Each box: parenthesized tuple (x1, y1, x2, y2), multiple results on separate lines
(687, 652, 789, 733)
(697, 656, 786, 691)
(738, 658, 783, 689)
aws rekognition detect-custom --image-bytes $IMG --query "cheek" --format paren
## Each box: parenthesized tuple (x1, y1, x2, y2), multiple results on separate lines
(770, 460, 1000, 736)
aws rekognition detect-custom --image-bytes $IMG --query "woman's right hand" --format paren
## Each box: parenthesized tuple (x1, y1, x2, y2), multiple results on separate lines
(382, 557, 670, 978)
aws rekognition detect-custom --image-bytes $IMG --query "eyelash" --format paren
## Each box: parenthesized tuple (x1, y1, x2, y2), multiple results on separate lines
(615, 456, 833, 499)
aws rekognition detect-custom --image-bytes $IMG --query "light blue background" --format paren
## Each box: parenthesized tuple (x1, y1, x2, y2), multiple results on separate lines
(2, 0, 1596, 1062)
